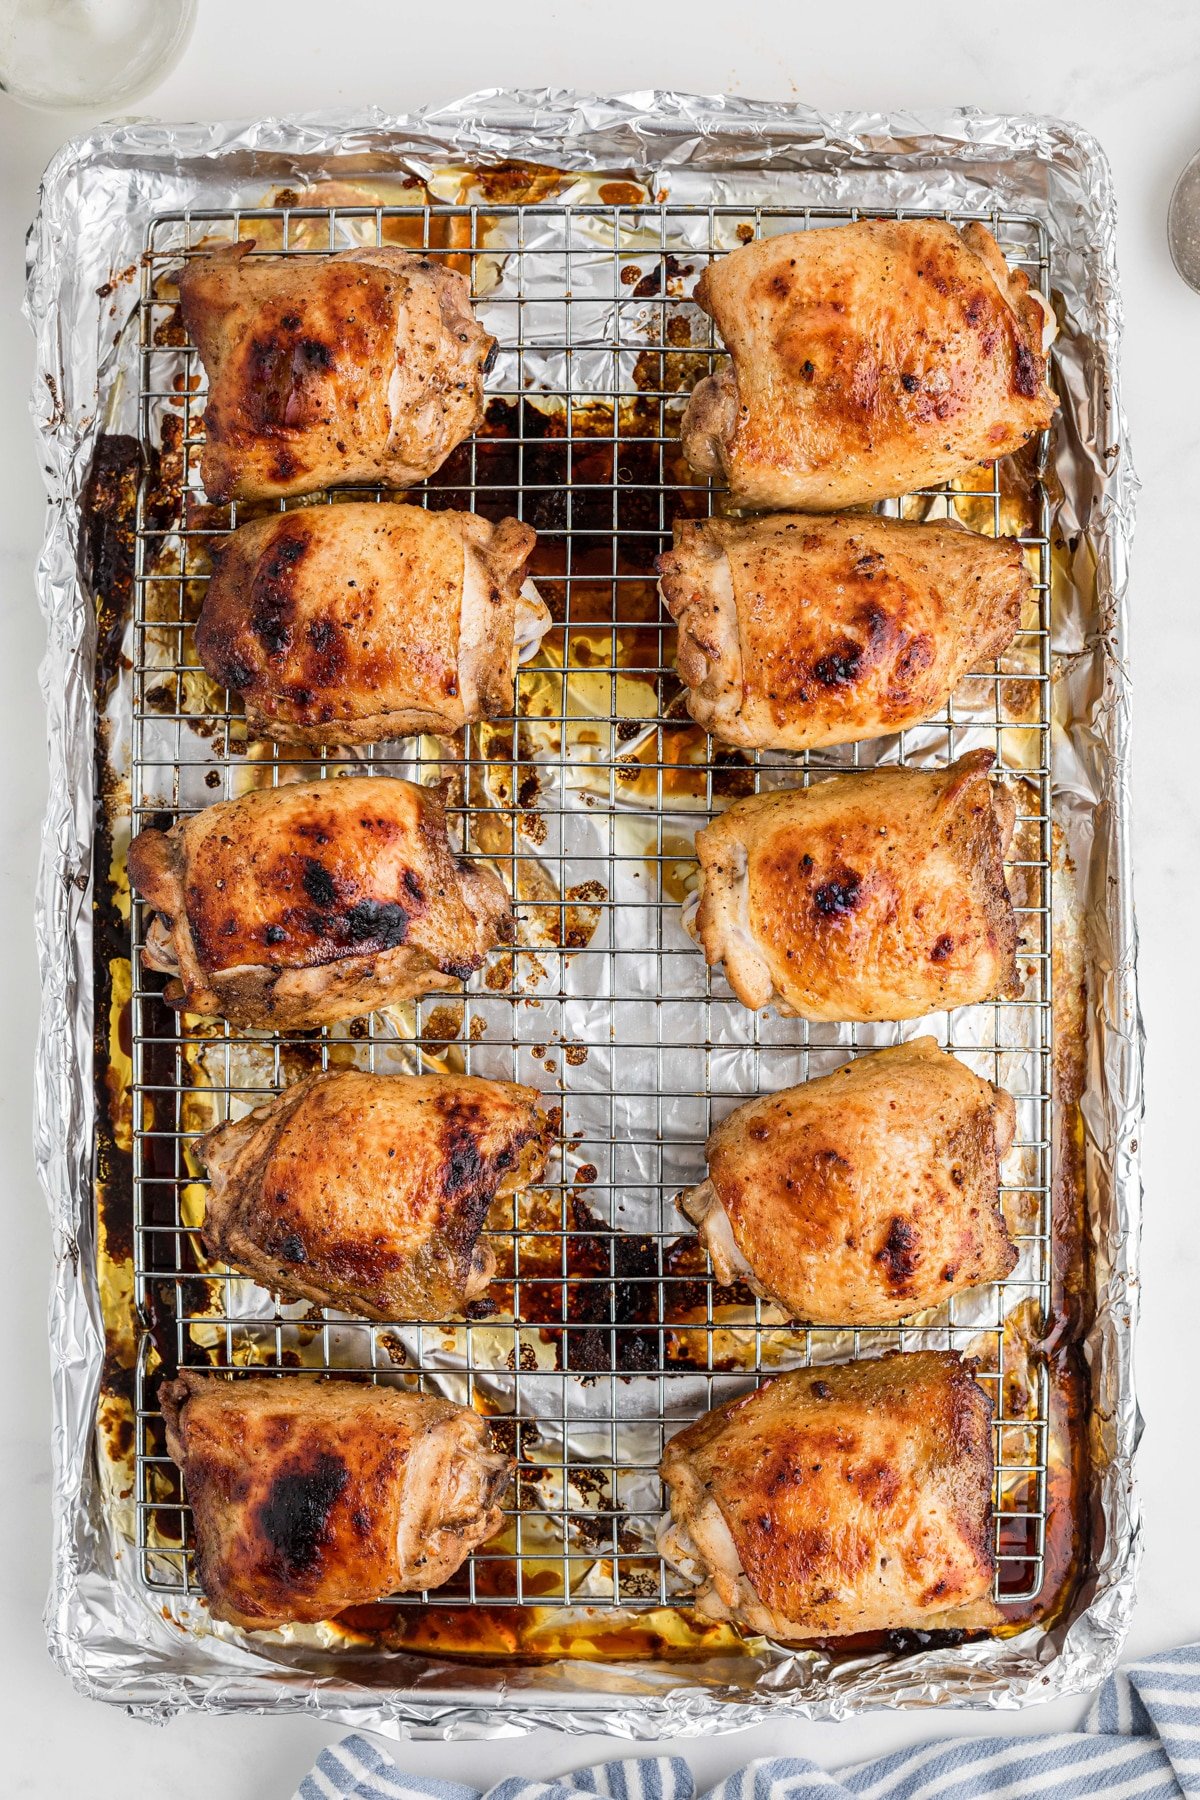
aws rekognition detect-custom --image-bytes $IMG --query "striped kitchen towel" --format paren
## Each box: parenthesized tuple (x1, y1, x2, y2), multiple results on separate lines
(294, 1646, 1200, 1800)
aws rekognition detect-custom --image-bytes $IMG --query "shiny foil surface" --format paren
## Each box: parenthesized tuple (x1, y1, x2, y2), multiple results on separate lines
(26, 94, 1140, 1732)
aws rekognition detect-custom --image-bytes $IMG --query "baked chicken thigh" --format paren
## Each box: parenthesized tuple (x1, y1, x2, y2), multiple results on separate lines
(178, 243, 495, 503)
(681, 1039, 1017, 1325)
(196, 503, 549, 747)
(681, 219, 1056, 511)
(161, 1373, 510, 1629)
(688, 750, 1019, 1019)
(128, 777, 511, 1029)
(658, 1351, 997, 1640)
(657, 513, 1026, 752)
(200, 1070, 551, 1320)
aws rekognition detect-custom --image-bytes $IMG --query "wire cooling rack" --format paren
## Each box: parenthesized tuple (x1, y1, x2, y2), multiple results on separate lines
(129, 197, 1055, 1616)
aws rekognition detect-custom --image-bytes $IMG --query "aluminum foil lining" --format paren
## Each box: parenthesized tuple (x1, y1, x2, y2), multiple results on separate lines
(26, 92, 1141, 1734)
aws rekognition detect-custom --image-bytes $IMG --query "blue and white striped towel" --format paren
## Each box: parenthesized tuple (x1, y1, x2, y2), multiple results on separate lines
(294, 1647, 1200, 1800)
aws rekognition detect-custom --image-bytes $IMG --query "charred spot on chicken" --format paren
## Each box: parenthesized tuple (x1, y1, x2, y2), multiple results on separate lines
(128, 777, 513, 1030)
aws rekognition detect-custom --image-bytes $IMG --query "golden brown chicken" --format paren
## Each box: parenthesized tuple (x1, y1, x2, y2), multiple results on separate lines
(196, 503, 549, 747)
(689, 750, 1019, 1020)
(658, 1351, 997, 1640)
(681, 219, 1056, 511)
(128, 777, 511, 1030)
(178, 243, 495, 503)
(657, 513, 1027, 752)
(681, 1039, 1017, 1325)
(199, 1070, 551, 1320)
(161, 1373, 510, 1629)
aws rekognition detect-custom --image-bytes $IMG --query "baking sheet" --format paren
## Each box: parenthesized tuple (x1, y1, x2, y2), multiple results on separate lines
(27, 94, 1141, 1732)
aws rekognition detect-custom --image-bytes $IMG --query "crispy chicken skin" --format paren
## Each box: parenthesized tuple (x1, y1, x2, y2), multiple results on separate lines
(178, 243, 495, 503)
(657, 513, 1026, 752)
(199, 1071, 551, 1321)
(658, 1351, 998, 1640)
(681, 1039, 1017, 1325)
(196, 503, 549, 747)
(160, 1373, 510, 1630)
(128, 777, 512, 1030)
(681, 219, 1056, 511)
(689, 750, 1019, 1020)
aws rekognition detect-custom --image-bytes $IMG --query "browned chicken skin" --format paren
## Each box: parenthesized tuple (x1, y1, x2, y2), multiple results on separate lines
(658, 1351, 998, 1640)
(681, 1039, 1017, 1325)
(657, 513, 1027, 752)
(681, 219, 1056, 511)
(689, 750, 1019, 1019)
(128, 777, 512, 1029)
(161, 1373, 510, 1630)
(200, 1071, 551, 1321)
(178, 243, 495, 503)
(196, 503, 549, 747)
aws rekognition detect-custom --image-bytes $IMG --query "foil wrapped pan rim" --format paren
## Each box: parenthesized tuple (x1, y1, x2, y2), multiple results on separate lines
(27, 91, 1142, 1734)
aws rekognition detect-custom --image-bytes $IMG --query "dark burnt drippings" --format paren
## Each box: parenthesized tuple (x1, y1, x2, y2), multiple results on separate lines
(88, 431, 194, 1548)
(487, 1189, 757, 1379)
(82, 435, 140, 700)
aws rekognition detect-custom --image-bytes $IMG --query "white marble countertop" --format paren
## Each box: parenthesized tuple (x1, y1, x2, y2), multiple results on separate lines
(1, 2, 1191, 1789)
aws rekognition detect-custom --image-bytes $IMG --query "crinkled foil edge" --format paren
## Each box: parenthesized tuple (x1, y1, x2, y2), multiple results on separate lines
(26, 91, 1141, 1734)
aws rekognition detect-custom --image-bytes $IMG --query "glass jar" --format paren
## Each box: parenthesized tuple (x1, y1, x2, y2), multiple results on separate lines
(0, 0, 196, 111)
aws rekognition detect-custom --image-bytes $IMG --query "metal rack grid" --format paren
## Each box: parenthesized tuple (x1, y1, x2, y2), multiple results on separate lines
(128, 196, 1055, 1616)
